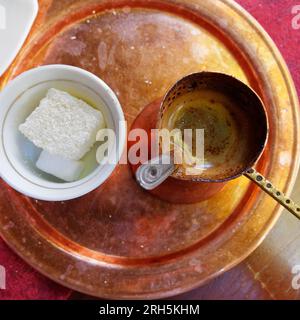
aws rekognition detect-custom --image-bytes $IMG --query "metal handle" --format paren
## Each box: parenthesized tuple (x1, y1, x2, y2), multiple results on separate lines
(244, 167, 300, 220)
(135, 154, 176, 190)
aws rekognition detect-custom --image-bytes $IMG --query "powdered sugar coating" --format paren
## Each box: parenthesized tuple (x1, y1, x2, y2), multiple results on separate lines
(19, 88, 105, 160)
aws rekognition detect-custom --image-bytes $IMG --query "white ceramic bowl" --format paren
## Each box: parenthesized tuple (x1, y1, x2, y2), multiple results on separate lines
(0, 65, 126, 201)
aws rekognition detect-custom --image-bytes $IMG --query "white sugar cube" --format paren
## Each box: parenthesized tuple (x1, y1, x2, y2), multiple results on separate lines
(19, 88, 105, 160)
(36, 150, 84, 182)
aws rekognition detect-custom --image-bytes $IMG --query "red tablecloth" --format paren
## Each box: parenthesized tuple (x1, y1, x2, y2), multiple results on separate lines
(0, 0, 299, 300)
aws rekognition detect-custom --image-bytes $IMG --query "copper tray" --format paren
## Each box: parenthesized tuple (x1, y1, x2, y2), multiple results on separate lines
(0, 0, 299, 299)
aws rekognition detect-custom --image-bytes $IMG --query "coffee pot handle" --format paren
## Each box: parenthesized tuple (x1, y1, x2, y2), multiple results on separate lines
(244, 167, 300, 220)
(136, 160, 300, 220)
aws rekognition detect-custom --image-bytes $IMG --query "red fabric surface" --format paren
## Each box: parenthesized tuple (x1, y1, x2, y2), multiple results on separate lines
(0, 240, 71, 299)
(235, 0, 300, 98)
(0, 0, 299, 300)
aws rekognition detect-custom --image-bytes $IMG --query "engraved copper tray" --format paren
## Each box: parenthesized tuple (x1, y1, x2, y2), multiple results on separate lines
(0, 0, 299, 299)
